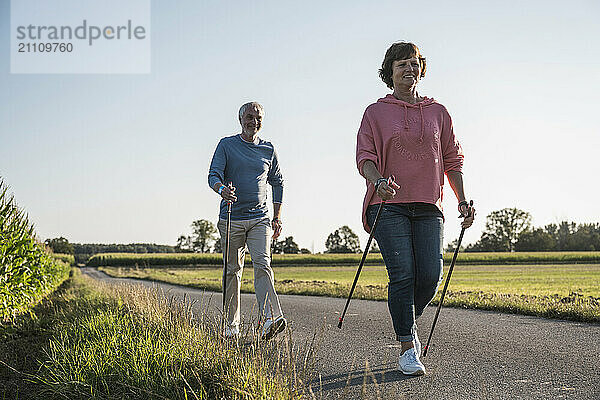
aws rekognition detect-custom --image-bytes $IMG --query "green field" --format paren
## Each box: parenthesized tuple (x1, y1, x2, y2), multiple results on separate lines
(99, 263, 600, 323)
(87, 251, 600, 267)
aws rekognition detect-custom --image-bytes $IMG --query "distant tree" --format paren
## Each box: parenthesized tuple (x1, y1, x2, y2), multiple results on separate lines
(464, 231, 503, 252)
(370, 241, 380, 253)
(176, 219, 217, 253)
(272, 238, 284, 254)
(71, 242, 178, 263)
(544, 223, 558, 238)
(176, 235, 193, 252)
(72, 243, 177, 255)
(300, 248, 311, 254)
(45, 237, 74, 254)
(445, 238, 465, 253)
(567, 223, 600, 251)
(558, 221, 577, 250)
(514, 228, 556, 251)
(544, 221, 577, 251)
(469, 208, 532, 252)
(538, 221, 600, 251)
(213, 238, 222, 253)
(189, 219, 217, 253)
(133, 244, 148, 253)
(282, 236, 300, 254)
(325, 226, 361, 253)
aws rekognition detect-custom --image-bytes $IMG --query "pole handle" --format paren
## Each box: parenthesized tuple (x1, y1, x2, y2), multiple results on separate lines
(459, 199, 474, 218)
(226, 182, 234, 205)
(387, 175, 396, 187)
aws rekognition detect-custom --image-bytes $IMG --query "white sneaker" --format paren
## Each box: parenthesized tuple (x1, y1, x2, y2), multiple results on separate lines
(261, 316, 287, 341)
(398, 347, 426, 376)
(224, 324, 240, 339)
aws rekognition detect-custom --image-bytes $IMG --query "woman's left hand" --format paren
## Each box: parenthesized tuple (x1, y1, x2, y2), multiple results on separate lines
(376, 179, 401, 201)
(459, 202, 476, 229)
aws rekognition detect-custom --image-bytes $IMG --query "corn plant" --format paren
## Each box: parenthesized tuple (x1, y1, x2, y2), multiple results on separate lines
(0, 178, 70, 320)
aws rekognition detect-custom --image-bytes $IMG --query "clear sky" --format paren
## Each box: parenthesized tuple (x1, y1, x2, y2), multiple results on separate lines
(1, 0, 599, 252)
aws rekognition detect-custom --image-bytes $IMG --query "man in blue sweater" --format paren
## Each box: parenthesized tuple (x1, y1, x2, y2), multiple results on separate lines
(208, 101, 286, 340)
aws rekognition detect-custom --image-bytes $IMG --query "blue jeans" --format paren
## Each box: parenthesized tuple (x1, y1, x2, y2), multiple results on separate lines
(367, 203, 444, 342)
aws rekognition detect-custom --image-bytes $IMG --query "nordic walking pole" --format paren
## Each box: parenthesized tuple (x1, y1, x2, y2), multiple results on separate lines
(222, 183, 233, 324)
(338, 176, 395, 329)
(422, 200, 473, 356)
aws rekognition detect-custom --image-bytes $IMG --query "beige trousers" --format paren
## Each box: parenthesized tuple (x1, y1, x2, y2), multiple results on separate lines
(217, 216, 283, 329)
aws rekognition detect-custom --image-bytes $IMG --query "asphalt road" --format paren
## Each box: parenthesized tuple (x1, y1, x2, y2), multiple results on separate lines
(81, 267, 600, 400)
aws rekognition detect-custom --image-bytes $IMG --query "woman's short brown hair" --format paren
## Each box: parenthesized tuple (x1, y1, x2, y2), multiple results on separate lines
(378, 42, 427, 89)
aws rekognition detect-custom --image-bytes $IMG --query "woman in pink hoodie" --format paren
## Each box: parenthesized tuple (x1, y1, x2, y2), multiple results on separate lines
(356, 42, 475, 375)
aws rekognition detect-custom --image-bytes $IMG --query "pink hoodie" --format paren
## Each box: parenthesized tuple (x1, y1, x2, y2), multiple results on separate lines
(356, 94, 464, 232)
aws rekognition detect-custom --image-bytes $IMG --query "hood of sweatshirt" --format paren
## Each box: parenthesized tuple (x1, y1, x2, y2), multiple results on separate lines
(377, 94, 437, 143)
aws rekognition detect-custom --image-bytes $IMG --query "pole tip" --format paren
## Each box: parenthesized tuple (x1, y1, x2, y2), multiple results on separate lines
(338, 317, 343, 329)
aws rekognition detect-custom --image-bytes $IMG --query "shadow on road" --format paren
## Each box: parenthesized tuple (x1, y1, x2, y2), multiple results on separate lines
(314, 361, 418, 393)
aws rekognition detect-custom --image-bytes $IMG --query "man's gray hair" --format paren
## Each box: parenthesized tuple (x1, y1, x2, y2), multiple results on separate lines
(238, 102, 264, 120)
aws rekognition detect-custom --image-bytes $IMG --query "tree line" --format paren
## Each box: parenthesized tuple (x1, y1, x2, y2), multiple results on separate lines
(45, 208, 600, 260)
(44, 237, 178, 263)
(175, 219, 314, 254)
(176, 220, 374, 254)
(447, 207, 600, 252)
(177, 211, 600, 254)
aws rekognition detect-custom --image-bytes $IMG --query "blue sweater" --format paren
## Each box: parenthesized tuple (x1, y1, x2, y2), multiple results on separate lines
(208, 135, 284, 221)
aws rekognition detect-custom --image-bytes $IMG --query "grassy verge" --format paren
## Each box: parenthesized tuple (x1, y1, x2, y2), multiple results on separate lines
(1, 268, 309, 399)
(87, 251, 600, 268)
(99, 264, 600, 323)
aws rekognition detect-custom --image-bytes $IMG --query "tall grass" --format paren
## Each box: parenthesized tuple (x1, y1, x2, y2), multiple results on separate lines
(87, 251, 600, 268)
(0, 179, 70, 321)
(0, 269, 313, 399)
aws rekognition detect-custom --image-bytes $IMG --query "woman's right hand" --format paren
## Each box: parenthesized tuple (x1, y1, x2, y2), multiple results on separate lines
(376, 179, 400, 201)
(221, 184, 237, 202)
